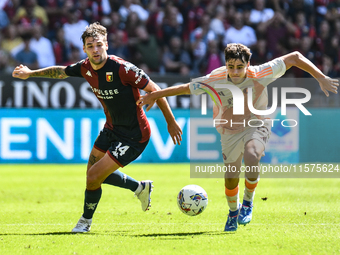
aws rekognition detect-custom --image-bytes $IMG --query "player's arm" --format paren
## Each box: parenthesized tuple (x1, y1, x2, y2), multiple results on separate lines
(137, 83, 191, 111)
(281, 51, 339, 96)
(12, 64, 69, 80)
(143, 80, 185, 145)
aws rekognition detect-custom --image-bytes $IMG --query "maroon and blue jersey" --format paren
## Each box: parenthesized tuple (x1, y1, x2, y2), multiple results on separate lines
(65, 55, 151, 143)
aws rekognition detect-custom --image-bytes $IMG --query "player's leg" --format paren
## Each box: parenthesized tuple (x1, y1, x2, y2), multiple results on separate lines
(224, 154, 243, 232)
(88, 131, 141, 192)
(72, 152, 121, 233)
(238, 125, 270, 225)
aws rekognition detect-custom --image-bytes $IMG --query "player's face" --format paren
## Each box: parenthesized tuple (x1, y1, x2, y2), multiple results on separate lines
(83, 35, 108, 70)
(226, 59, 248, 84)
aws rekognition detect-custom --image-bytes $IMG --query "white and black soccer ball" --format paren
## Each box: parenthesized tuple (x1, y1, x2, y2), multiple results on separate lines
(177, 185, 208, 216)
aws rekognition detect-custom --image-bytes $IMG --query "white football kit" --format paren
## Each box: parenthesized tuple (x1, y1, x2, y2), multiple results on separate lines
(189, 58, 287, 163)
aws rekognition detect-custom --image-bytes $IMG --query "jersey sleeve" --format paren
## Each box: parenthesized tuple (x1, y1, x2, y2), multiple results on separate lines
(119, 62, 150, 89)
(189, 75, 210, 95)
(65, 60, 84, 77)
(258, 57, 287, 79)
(189, 66, 226, 95)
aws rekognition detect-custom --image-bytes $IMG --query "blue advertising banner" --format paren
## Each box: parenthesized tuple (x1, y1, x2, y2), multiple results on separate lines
(1, 107, 338, 164)
(0, 109, 191, 163)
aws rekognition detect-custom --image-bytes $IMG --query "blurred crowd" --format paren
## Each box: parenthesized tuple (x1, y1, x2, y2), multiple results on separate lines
(1, 0, 340, 78)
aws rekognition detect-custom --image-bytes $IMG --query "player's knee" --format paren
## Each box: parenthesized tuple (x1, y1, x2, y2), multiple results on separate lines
(86, 173, 100, 190)
(244, 150, 261, 166)
(225, 178, 239, 189)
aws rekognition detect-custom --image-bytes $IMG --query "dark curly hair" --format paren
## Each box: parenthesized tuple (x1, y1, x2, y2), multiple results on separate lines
(81, 22, 107, 45)
(224, 43, 252, 64)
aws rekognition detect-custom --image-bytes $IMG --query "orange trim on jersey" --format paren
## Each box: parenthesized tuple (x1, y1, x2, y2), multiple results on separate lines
(256, 71, 273, 78)
(247, 67, 273, 78)
(210, 72, 226, 78)
(225, 186, 239, 197)
(208, 75, 226, 81)
(245, 180, 258, 190)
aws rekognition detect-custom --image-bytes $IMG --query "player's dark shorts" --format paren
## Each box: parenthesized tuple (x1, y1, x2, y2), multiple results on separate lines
(94, 128, 149, 167)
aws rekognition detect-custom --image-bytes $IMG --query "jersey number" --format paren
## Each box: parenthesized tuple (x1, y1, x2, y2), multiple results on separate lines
(112, 142, 130, 158)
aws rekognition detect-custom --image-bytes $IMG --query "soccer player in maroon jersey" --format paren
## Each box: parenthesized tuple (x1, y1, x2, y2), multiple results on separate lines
(12, 22, 183, 233)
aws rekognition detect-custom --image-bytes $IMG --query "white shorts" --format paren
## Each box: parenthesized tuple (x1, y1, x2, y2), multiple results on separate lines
(220, 122, 271, 164)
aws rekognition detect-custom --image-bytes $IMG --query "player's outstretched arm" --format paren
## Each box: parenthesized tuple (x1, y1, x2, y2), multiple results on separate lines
(137, 83, 191, 111)
(12, 64, 69, 80)
(281, 51, 339, 96)
(142, 80, 189, 145)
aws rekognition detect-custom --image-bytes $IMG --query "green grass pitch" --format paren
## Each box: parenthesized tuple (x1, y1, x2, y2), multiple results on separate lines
(0, 164, 339, 255)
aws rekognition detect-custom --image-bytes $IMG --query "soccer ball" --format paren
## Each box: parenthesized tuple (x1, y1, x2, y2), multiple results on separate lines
(177, 185, 208, 216)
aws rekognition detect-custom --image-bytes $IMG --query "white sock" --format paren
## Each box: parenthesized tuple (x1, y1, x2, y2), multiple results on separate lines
(243, 177, 259, 202)
(134, 182, 142, 195)
(225, 186, 239, 211)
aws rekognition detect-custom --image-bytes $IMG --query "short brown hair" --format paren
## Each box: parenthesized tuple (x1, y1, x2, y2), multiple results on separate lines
(81, 22, 107, 45)
(224, 43, 252, 63)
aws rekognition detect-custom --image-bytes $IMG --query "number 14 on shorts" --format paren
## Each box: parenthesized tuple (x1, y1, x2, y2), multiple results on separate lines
(112, 142, 130, 158)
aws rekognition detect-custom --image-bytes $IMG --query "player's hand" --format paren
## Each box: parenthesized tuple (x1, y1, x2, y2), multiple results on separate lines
(167, 120, 183, 145)
(318, 76, 339, 97)
(12, 64, 31, 80)
(137, 92, 157, 111)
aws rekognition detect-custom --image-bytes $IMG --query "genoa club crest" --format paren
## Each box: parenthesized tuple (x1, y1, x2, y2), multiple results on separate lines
(106, 72, 113, 82)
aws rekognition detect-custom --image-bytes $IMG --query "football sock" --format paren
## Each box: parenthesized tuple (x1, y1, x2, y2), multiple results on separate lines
(243, 177, 259, 203)
(103, 170, 139, 192)
(225, 186, 239, 211)
(82, 187, 102, 219)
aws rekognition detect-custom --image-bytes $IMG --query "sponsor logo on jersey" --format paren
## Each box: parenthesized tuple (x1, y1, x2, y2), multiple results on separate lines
(106, 72, 113, 82)
(86, 70, 92, 77)
(91, 87, 119, 99)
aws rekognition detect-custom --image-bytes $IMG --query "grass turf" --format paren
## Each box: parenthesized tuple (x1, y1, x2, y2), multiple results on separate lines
(0, 164, 339, 255)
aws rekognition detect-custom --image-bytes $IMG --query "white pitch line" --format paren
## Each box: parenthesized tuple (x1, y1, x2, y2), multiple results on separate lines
(0, 223, 339, 226)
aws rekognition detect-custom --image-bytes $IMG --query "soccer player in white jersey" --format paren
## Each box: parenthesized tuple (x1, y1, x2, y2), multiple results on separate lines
(137, 43, 338, 231)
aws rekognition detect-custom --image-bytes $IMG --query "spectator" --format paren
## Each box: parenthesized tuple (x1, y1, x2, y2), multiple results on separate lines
(131, 25, 160, 72)
(314, 19, 331, 63)
(160, 5, 184, 47)
(190, 14, 217, 74)
(287, 0, 313, 23)
(1, 24, 23, 53)
(0, 47, 12, 73)
(162, 36, 191, 75)
(294, 36, 316, 77)
(107, 30, 130, 60)
(125, 11, 141, 39)
(37, 0, 66, 40)
(325, 0, 340, 22)
(104, 12, 125, 34)
(182, 0, 205, 41)
(335, 19, 340, 37)
(62, 8, 89, 59)
(13, 0, 48, 30)
(223, 11, 257, 48)
(29, 24, 56, 68)
(257, 12, 296, 58)
(53, 27, 71, 65)
(67, 45, 82, 65)
(290, 11, 316, 49)
(3, 0, 21, 21)
(209, 5, 229, 41)
(314, 0, 330, 27)
(201, 39, 223, 75)
(14, 32, 38, 69)
(76, 0, 103, 24)
(249, 0, 274, 26)
(0, 8, 9, 29)
(251, 38, 272, 65)
(118, 0, 149, 23)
